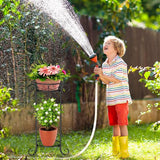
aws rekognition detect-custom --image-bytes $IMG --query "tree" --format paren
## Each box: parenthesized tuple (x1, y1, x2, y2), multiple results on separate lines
(134, 0, 160, 30)
(69, 0, 142, 60)
(0, 0, 22, 98)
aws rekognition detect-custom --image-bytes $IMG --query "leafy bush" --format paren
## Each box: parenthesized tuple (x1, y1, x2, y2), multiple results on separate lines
(0, 152, 8, 160)
(0, 84, 19, 138)
(0, 127, 10, 139)
(0, 84, 19, 116)
(0, 84, 19, 157)
(129, 61, 160, 130)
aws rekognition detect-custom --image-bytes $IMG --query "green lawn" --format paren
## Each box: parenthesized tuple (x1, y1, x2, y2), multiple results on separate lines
(0, 124, 160, 160)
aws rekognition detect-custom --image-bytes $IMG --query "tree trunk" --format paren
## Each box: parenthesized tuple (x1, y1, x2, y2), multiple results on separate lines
(10, 27, 18, 98)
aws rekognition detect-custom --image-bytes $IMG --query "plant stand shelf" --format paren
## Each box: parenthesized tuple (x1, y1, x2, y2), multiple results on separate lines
(28, 81, 69, 156)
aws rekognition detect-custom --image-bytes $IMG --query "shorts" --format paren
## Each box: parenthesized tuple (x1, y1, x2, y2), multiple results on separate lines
(107, 102, 129, 126)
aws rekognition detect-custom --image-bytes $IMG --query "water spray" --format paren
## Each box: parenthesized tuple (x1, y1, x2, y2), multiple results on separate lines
(25, 0, 101, 159)
(27, 0, 95, 58)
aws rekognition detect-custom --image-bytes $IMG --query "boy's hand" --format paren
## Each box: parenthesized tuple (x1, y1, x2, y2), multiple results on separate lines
(94, 66, 103, 76)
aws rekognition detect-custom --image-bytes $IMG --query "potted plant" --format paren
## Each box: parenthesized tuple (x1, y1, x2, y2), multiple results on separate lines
(33, 98, 62, 146)
(27, 64, 70, 91)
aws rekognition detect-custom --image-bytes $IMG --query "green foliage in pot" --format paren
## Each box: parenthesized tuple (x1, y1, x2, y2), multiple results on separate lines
(27, 64, 70, 81)
(33, 98, 62, 130)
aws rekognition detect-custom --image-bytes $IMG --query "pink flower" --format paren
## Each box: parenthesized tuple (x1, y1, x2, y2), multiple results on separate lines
(38, 67, 50, 76)
(48, 65, 60, 75)
(62, 70, 66, 75)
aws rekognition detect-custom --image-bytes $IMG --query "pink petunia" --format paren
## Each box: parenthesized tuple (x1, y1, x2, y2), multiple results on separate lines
(62, 70, 66, 75)
(48, 65, 60, 75)
(38, 67, 50, 76)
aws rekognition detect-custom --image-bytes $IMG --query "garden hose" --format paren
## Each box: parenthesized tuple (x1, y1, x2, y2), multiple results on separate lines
(54, 80, 98, 159)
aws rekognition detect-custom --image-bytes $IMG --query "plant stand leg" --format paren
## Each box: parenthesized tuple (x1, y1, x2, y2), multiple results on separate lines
(59, 104, 69, 155)
(59, 85, 69, 155)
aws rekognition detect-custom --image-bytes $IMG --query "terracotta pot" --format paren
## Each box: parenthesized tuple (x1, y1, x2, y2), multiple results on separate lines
(36, 79, 61, 91)
(39, 127, 58, 146)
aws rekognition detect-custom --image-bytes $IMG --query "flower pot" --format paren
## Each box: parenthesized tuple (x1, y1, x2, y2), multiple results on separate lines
(36, 79, 61, 91)
(39, 127, 58, 146)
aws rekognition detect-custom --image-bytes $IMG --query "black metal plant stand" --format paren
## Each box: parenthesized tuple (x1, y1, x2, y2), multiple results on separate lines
(28, 81, 69, 156)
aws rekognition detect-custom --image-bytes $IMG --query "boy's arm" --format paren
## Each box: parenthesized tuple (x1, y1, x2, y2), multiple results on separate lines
(94, 67, 121, 84)
(99, 73, 121, 84)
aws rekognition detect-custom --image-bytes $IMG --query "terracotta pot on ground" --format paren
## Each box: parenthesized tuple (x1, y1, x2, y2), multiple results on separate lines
(39, 127, 58, 146)
(36, 79, 61, 91)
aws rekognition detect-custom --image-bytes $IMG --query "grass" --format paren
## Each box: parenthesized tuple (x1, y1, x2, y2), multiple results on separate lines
(0, 124, 160, 160)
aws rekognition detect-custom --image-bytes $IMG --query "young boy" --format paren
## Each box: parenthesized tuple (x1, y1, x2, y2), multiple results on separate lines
(94, 35, 132, 158)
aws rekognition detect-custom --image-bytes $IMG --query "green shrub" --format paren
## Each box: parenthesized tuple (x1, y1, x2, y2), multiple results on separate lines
(129, 61, 160, 130)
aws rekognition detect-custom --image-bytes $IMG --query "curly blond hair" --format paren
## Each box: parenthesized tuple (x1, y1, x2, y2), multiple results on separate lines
(103, 36, 126, 57)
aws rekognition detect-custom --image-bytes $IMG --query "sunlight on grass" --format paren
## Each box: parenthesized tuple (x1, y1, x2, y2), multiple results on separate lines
(0, 124, 160, 160)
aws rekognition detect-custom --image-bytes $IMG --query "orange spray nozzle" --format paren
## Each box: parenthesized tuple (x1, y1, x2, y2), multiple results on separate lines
(89, 53, 100, 67)
(90, 53, 100, 80)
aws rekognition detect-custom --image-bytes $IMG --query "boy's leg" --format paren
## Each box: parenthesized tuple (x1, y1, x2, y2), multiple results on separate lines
(119, 125, 128, 136)
(113, 125, 120, 136)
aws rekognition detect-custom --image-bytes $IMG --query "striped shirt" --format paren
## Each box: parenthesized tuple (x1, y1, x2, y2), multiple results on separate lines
(102, 55, 132, 106)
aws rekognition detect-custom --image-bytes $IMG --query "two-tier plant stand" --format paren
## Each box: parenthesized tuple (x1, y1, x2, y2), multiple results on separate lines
(28, 81, 69, 156)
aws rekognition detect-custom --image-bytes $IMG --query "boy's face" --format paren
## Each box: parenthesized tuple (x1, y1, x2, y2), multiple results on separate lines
(103, 40, 117, 56)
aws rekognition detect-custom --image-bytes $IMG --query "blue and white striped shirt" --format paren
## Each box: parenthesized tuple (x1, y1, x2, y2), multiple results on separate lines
(102, 55, 132, 106)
